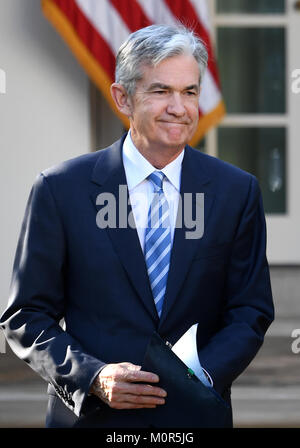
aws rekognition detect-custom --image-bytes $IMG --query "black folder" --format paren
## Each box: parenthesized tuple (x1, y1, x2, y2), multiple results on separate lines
(141, 332, 232, 428)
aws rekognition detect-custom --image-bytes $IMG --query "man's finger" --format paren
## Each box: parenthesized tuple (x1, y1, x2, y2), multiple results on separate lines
(103, 363, 159, 383)
(115, 382, 167, 397)
(121, 363, 141, 371)
(121, 367, 160, 383)
(115, 393, 165, 406)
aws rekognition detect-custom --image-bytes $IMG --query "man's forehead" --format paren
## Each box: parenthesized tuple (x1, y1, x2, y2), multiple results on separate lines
(138, 55, 200, 85)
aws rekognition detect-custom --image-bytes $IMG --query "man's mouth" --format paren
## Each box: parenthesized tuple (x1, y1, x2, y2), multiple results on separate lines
(159, 121, 189, 125)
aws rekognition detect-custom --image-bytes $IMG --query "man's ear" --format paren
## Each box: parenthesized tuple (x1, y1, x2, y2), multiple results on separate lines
(110, 83, 132, 117)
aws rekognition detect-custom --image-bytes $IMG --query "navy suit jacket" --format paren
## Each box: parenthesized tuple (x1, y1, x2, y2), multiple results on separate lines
(0, 135, 274, 427)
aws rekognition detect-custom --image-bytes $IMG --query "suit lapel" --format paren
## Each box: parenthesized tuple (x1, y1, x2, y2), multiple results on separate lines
(90, 137, 159, 324)
(158, 147, 215, 329)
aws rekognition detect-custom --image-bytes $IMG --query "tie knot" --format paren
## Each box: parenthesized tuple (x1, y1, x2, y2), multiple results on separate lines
(148, 171, 165, 192)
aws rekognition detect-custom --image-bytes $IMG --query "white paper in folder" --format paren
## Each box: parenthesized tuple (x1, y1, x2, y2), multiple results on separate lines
(171, 323, 212, 386)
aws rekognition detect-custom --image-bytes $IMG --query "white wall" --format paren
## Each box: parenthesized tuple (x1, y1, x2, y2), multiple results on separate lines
(0, 0, 90, 333)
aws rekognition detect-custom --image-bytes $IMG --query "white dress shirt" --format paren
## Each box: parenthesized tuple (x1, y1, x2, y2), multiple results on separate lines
(122, 131, 184, 253)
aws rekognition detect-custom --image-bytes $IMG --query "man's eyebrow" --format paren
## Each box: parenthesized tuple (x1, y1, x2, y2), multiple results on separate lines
(147, 83, 171, 91)
(185, 84, 200, 92)
(146, 83, 199, 91)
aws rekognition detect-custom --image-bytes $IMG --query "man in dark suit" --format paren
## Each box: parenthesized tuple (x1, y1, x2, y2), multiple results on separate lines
(0, 24, 274, 428)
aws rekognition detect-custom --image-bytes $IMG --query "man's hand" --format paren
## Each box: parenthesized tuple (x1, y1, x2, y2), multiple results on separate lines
(90, 362, 167, 409)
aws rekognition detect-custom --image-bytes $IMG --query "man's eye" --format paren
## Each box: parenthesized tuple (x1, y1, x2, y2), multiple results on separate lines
(153, 90, 167, 95)
(186, 91, 197, 96)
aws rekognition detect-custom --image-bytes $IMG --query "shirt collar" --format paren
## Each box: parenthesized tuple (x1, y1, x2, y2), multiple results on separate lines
(122, 131, 184, 192)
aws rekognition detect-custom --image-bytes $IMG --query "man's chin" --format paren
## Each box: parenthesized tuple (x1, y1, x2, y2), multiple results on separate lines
(163, 134, 191, 149)
(164, 127, 197, 146)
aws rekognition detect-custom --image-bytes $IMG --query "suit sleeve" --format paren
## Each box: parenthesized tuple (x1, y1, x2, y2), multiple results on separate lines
(0, 174, 105, 417)
(198, 175, 274, 396)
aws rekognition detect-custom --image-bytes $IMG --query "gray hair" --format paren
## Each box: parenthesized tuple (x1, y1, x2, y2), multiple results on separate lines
(115, 24, 208, 96)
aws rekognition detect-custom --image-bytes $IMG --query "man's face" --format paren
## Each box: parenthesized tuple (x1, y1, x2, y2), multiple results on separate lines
(127, 54, 201, 153)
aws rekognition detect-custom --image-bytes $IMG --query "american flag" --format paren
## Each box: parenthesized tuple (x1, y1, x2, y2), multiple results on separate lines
(42, 0, 225, 145)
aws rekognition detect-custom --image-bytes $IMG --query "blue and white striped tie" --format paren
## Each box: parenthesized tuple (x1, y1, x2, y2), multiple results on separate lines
(145, 171, 171, 317)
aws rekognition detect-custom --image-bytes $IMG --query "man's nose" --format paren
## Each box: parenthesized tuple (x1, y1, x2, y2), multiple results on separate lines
(166, 93, 186, 117)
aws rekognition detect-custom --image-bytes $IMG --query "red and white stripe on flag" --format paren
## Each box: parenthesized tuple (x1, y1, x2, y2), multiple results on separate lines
(42, 0, 225, 145)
